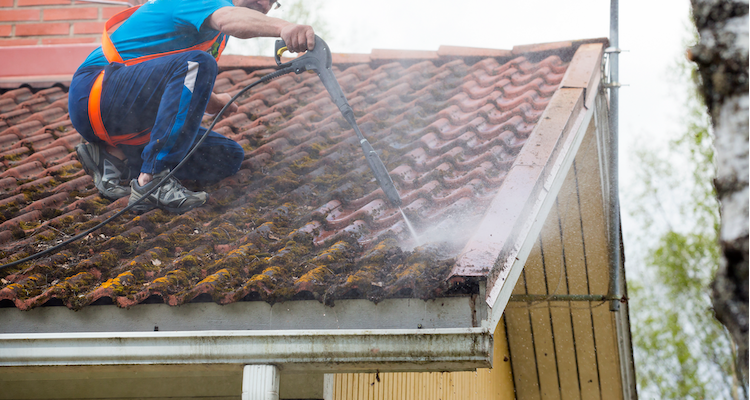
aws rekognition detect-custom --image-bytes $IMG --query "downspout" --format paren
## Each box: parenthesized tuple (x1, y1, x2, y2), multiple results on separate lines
(243, 365, 280, 400)
(607, 0, 623, 312)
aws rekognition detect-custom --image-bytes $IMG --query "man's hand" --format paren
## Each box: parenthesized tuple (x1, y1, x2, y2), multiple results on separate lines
(208, 6, 315, 52)
(279, 23, 315, 53)
(206, 93, 238, 116)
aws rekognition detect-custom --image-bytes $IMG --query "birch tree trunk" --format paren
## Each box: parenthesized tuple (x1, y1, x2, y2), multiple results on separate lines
(689, 0, 749, 384)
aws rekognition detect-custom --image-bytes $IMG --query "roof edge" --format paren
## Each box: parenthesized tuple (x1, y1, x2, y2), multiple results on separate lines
(452, 87, 588, 279)
(437, 45, 512, 58)
(217, 38, 610, 72)
(0, 39, 609, 90)
(451, 42, 607, 282)
(451, 43, 612, 338)
(0, 75, 75, 90)
(512, 37, 608, 56)
(0, 296, 476, 330)
(559, 42, 606, 108)
(484, 93, 595, 322)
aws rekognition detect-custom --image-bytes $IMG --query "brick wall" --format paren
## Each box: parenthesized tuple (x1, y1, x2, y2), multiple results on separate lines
(0, 0, 133, 46)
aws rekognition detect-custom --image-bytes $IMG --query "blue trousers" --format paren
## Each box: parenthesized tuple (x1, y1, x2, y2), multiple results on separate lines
(69, 51, 244, 183)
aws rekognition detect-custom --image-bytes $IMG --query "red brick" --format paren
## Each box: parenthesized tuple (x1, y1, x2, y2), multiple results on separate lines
(15, 22, 68, 35)
(0, 0, 15, 7)
(72, 20, 102, 34)
(0, 38, 38, 46)
(44, 7, 97, 21)
(41, 36, 96, 44)
(0, 9, 40, 22)
(0, 24, 11, 36)
(17, 0, 69, 5)
(101, 5, 128, 19)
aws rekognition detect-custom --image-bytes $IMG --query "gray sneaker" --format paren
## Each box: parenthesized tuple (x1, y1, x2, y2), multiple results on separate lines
(76, 142, 131, 201)
(128, 170, 208, 214)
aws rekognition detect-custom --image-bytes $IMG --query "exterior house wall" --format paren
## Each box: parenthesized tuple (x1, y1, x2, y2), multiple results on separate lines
(329, 318, 515, 400)
(0, 0, 127, 46)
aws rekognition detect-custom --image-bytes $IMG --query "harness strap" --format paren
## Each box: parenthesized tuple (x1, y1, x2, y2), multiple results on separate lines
(88, 70, 151, 146)
(101, 5, 225, 66)
(90, 5, 227, 146)
(100, 6, 138, 64)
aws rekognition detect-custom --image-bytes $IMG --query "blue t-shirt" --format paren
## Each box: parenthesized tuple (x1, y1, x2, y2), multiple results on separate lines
(80, 0, 233, 68)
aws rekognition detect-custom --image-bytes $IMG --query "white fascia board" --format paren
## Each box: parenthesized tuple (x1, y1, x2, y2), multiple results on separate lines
(0, 327, 492, 373)
(0, 296, 475, 334)
(484, 92, 598, 331)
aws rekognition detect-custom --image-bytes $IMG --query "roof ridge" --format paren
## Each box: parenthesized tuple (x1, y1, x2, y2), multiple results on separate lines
(218, 38, 608, 72)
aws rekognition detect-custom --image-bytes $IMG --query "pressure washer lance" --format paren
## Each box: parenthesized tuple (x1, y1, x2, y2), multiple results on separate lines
(0, 36, 403, 271)
(275, 36, 402, 207)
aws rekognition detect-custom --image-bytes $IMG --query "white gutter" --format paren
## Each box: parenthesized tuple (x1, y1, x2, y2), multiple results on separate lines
(0, 328, 492, 372)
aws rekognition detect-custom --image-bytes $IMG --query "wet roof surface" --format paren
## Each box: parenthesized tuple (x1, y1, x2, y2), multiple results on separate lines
(0, 42, 579, 310)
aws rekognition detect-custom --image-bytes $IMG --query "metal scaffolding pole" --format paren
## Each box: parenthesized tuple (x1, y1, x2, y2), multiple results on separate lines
(607, 0, 623, 312)
(509, 294, 620, 303)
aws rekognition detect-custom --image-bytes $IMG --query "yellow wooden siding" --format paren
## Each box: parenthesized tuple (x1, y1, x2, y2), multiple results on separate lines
(504, 122, 624, 400)
(576, 121, 622, 400)
(331, 318, 515, 400)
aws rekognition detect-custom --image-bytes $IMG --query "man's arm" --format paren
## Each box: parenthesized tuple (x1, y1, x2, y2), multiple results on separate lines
(206, 6, 314, 53)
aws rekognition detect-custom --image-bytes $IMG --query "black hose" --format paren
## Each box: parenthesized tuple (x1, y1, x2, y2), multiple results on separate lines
(0, 66, 295, 273)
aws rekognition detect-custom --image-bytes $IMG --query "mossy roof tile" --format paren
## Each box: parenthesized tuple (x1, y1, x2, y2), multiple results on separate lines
(0, 39, 604, 310)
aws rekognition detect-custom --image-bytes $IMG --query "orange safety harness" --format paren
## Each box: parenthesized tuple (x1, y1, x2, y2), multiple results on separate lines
(88, 5, 227, 146)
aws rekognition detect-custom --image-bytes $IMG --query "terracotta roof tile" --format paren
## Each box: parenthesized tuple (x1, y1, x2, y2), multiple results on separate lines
(0, 87, 34, 102)
(3, 121, 44, 139)
(0, 160, 46, 180)
(0, 39, 607, 310)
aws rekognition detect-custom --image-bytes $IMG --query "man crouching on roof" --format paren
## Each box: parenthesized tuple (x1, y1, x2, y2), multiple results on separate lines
(69, 0, 314, 214)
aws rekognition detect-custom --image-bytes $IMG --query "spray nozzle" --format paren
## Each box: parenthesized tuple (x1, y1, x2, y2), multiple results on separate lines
(274, 36, 402, 207)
